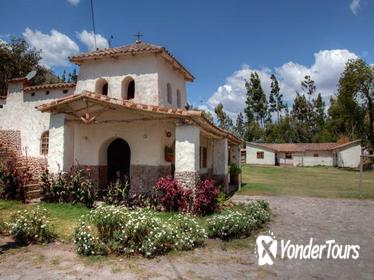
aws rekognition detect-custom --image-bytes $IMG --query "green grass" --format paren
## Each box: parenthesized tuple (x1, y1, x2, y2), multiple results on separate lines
(0, 200, 89, 241)
(238, 165, 374, 199)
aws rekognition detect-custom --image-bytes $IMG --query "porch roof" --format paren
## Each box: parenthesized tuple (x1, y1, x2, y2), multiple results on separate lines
(36, 91, 242, 145)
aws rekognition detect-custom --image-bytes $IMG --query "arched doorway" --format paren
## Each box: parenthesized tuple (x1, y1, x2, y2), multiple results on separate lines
(107, 138, 131, 183)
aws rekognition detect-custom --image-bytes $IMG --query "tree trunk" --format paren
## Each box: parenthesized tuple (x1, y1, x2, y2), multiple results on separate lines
(368, 97, 374, 149)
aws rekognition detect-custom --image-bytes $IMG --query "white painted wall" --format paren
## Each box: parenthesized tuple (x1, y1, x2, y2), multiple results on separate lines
(277, 152, 294, 165)
(75, 54, 188, 108)
(48, 114, 65, 173)
(157, 57, 187, 108)
(175, 125, 200, 172)
(71, 110, 175, 168)
(246, 144, 275, 165)
(0, 82, 74, 157)
(301, 151, 334, 167)
(213, 138, 228, 175)
(337, 144, 361, 168)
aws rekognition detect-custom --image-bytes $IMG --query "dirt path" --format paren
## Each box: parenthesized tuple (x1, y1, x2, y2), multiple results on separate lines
(1, 195, 373, 279)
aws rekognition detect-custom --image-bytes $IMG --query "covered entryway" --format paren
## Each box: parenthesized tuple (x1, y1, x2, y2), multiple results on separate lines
(107, 138, 131, 183)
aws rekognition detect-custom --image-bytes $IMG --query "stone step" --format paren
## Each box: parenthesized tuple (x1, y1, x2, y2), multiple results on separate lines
(25, 183, 40, 192)
(25, 189, 41, 200)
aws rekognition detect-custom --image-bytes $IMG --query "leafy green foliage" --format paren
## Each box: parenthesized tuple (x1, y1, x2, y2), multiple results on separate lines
(40, 167, 95, 208)
(207, 200, 271, 240)
(214, 103, 234, 131)
(104, 179, 129, 206)
(8, 207, 54, 244)
(74, 206, 207, 257)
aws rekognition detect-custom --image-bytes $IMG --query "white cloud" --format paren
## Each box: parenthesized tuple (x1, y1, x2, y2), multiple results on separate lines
(207, 49, 358, 119)
(77, 30, 109, 51)
(350, 0, 360, 15)
(22, 28, 79, 67)
(67, 0, 80, 6)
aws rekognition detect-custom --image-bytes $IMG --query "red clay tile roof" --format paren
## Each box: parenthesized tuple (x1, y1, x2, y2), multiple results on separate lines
(36, 91, 241, 145)
(248, 141, 360, 152)
(24, 83, 76, 92)
(69, 42, 194, 81)
(8, 77, 27, 83)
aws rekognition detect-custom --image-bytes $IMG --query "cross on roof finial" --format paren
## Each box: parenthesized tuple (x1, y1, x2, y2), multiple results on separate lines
(134, 32, 143, 44)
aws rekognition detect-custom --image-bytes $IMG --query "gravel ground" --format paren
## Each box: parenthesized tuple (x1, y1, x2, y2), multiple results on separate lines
(0, 195, 373, 280)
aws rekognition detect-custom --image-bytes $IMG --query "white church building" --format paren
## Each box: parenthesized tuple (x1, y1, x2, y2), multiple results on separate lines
(0, 40, 241, 198)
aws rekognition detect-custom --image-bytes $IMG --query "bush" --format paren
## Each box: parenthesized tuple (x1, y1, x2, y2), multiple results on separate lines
(155, 176, 192, 212)
(40, 167, 95, 208)
(229, 164, 242, 175)
(74, 205, 206, 258)
(193, 178, 219, 215)
(0, 161, 28, 201)
(207, 200, 271, 240)
(8, 207, 54, 244)
(169, 214, 207, 250)
(104, 179, 129, 206)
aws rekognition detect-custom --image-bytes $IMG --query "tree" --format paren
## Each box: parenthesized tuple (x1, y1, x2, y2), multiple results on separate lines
(337, 58, 374, 147)
(269, 74, 285, 122)
(245, 72, 268, 127)
(0, 37, 60, 95)
(202, 110, 214, 123)
(61, 70, 67, 82)
(67, 69, 78, 83)
(234, 112, 246, 139)
(214, 103, 233, 131)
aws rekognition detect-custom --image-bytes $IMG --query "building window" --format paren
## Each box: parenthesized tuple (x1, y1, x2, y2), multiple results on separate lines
(46, 91, 50, 95)
(313, 153, 319, 157)
(96, 78, 108, 95)
(167, 83, 172, 104)
(176, 89, 182, 108)
(31, 92, 35, 96)
(121, 77, 135, 100)
(63, 89, 68, 94)
(257, 151, 264, 159)
(41, 131, 49, 155)
(200, 146, 208, 168)
(285, 152, 292, 159)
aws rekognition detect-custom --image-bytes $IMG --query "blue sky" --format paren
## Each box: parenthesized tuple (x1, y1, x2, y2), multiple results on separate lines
(1, 0, 373, 117)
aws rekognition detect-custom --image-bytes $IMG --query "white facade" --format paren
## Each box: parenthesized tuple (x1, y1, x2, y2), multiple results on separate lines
(0, 42, 241, 193)
(336, 143, 361, 168)
(246, 144, 275, 165)
(0, 83, 74, 158)
(245, 142, 361, 168)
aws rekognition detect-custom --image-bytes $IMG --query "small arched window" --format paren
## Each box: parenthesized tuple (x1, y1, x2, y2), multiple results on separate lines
(41, 131, 49, 155)
(96, 78, 108, 95)
(167, 83, 172, 104)
(121, 77, 135, 100)
(176, 89, 182, 108)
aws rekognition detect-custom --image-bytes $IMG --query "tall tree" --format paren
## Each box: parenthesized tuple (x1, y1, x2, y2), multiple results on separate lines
(0, 37, 60, 95)
(245, 72, 268, 127)
(214, 103, 233, 131)
(234, 112, 246, 139)
(269, 74, 285, 122)
(337, 58, 374, 147)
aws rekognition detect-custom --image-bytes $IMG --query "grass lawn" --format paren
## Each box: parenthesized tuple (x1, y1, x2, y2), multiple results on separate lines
(238, 164, 374, 199)
(0, 200, 90, 241)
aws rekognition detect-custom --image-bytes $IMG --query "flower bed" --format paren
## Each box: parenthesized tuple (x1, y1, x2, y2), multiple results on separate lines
(74, 205, 207, 258)
(207, 200, 271, 240)
(7, 206, 54, 244)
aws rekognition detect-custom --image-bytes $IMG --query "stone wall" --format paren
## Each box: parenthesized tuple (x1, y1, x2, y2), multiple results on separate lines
(80, 164, 172, 194)
(0, 130, 21, 157)
(174, 171, 200, 189)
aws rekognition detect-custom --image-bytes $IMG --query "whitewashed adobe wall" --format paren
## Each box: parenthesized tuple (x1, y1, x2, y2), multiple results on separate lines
(0, 82, 74, 157)
(246, 144, 275, 165)
(70, 110, 175, 168)
(301, 151, 334, 167)
(277, 153, 294, 165)
(337, 144, 361, 168)
(157, 57, 187, 108)
(75, 54, 187, 108)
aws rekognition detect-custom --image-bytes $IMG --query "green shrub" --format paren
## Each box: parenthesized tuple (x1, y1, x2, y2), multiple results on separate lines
(74, 205, 206, 258)
(229, 164, 242, 175)
(8, 207, 54, 244)
(169, 214, 207, 250)
(104, 179, 129, 206)
(207, 200, 271, 240)
(40, 167, 95, 208)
